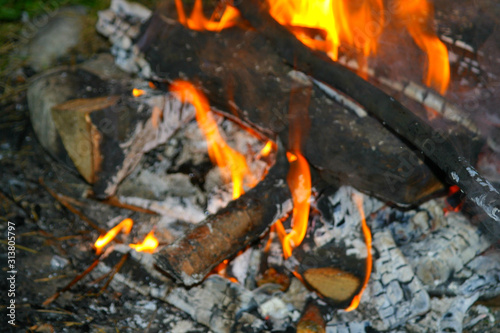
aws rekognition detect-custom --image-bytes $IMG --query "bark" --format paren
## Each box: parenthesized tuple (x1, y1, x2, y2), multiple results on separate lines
(154, 142, 292, 285)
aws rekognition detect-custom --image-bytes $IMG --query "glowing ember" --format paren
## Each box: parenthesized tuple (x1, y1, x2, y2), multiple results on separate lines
(266, 0, 384, 62)
(129, 230, 159, 253)
(395, 0, 450, 94)
(132, 88, 145, 97)
(175, 0, 240, 32)
(94, 218, 133, 254)
(345, 193, 372, 311)
(170, 80, 253, 199)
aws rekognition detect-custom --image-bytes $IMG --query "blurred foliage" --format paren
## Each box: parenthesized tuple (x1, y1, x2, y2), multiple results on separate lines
(0, 0, 110, 21)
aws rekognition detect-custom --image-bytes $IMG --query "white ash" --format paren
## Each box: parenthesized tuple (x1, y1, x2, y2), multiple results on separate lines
(360, 230, 430, 331)
(398, 211, 491, 287)
(229, 247, 254, 284)
(313, 186, 384, 258)
(165, 275, 265, 333)
(96, 0, 152, 76)
(326, 321, 371, 333)
(405, 295, 479, 333)
(118, 195, 206, 223)
(436, 249, 500, 298)
(118, 170, 205, 203)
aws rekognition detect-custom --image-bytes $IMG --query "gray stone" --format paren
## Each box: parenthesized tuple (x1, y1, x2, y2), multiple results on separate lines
(24, 7, 87, 71)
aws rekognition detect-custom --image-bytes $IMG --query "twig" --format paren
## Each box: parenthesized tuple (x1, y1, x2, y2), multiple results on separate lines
(99, 195, 158, 215)
(42, 258, 101, 306)
(0, 240, 37, 253)
(39, 178, 105, 234)
(98, 253, 130, 295)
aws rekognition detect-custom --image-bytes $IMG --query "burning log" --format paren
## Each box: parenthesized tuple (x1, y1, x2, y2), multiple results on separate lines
(136, 9, 462, 206)
(234, 0, 500, 226)
(154, 142, 292, 285)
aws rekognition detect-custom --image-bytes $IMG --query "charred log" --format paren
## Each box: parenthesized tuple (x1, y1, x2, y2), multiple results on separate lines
(235, 0, 500, 225)
(136, 10, 459, 206)
(154, 142, 292, 285)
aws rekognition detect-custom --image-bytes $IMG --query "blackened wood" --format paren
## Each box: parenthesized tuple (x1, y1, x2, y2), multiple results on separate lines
(137, 13, 451, 205)
(235, 0, 500, 224)
(154, 143, 292, 286)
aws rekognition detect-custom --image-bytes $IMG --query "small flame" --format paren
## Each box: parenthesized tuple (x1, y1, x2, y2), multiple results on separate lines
(260, 140, 275, 158)
(170, 80, 253, 199)
(395, 0, 450, 94)
(279, 152, 311, 258)
(132, 88, 145, 97)
(267, 0, 384, 62)
(94, 218, 133, 254)
(345, 193, 372, 311)
(175, 0, 240, 32)
(129, 230, 159, 253)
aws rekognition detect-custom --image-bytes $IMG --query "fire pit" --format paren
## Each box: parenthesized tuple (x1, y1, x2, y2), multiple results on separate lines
(2, 0, 500, 332)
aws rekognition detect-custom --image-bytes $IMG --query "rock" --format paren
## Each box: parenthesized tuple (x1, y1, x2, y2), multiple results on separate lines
(23, 7, 87, 71)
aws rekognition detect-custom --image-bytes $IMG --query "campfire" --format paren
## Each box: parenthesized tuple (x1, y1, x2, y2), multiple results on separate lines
(8, 0, 500, 331)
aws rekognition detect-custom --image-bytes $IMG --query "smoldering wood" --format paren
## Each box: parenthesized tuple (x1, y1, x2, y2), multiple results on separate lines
(154, 143, 292, 285)
(28, 64, 195, 198)
(235, 0, 500, 226)
(136, 10, 454, 206)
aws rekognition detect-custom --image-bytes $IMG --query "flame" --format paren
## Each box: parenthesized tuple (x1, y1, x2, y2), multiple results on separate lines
(132, 88, 145, 97)
(175, 0, 240, 32)
(266, 0, 384, 62)
(260, 140, 275, 158)
(170, 80, 253, 199)
(94, 218, 133, 254)
(394, 0, 450, 94)
(345, 193, 372, 311)
(279, 152, 311, 258)
(129, 230, 159, 253)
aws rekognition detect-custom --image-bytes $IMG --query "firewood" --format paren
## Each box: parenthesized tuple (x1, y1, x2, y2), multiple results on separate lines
(235, 0, 500, 226)
(137, 9, 483, 206)
(29, 66, 196, 198)
(297, 302, 326, 333)
(303, 267, 360, 303)
(154, 142, 292, 286)
(52, 96, 120, 184)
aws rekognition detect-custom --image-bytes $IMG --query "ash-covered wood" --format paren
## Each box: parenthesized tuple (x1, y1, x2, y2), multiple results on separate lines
(235, 0, 500, 227)
(154, 143, 292, 285)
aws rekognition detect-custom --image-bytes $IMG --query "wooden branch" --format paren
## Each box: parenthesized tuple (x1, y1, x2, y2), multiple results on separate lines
(235, 0, 500, 225)
(154, 142, 292, 285)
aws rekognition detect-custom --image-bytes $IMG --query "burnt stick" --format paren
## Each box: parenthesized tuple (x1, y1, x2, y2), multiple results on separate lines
(154, 142, 292, 286)
(235, 0, 500, 225)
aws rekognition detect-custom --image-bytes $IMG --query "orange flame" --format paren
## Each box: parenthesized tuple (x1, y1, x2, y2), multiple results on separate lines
(278, 152, 311, 259)
(94, 218, 133, 254)
(132, 88, 145, 97)
(267, 0, 384, 62)
(259, 140, 275, 158)
(345, 193, 372, 311)
(394, 0, 450, 94)
(129, 230, 159, 253)
(170, 80, 253, 199)
(175, 0, 240, 32)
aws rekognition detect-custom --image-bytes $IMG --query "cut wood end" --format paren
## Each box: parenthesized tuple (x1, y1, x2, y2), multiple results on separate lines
(297, 302, 326, 333)
(302, 267, 360, 302)
(51, 96, 120, 184)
